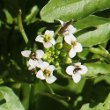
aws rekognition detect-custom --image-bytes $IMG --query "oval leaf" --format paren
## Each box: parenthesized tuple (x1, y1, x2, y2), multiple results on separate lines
(77, 23, 110, 47)
(85, 62, 110, 77)
(40, 0, 110, 22)
(0, 87, 24, 110)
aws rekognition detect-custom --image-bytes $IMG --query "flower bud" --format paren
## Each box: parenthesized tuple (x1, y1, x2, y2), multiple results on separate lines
(64, 57, 72, 64)
(60, 52, 67, 57)
(55, 50, 60, 55)
(55, 42, 63, 49)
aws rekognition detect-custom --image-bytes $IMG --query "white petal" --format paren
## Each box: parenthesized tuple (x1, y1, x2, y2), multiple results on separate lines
(64, 35, 72, 45)
(39, 61, 49, 70)
(45, 30, 54, 37)
(66, 66, 74, 75)
(35, 35, 43, 42)
(36, 50, 44, 59)
(68, 25, 76, 34)
(36, 59, 43, 68)
(46, 75, 57, 84)
(50, 38, 56, 45)
(75, 62, 81, 66)
(36, 70, 45, 80)
(69, 48, 76, 58)
(80, 65, 88, 75)
(43, 62, 49, 68)
(21, 50, 31, 57)
(28, 59, 38, 68)
(74, 42, 83, 52)
(47, 65, 55, 72)
(72, 74, 81, 83)
(43, 42, 52, 48)
(70, 34, 77, 41)
(64, 34, 76, 45)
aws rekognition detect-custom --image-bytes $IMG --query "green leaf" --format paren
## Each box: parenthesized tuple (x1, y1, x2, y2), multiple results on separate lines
(104, 93, 110, 110)
(3, 9, 13, 24)
(77, 23, 110, 47)
(80, 103, 104, 110)
(0, 86, 24, 110)
(40, 0, 110, 22)
(74, 15, 110, 29)
(25, 5, 39, 24)
(85, 62, 110, 77)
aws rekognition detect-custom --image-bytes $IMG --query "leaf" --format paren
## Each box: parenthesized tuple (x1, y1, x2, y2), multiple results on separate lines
(74, 15, 110, 29)
(40, 0, 110, 22)
(77, 23, 110, 47)
(0, 86, 24, 110)
(104, 93, 110, 110)
(84, 62, 110, 77)
(80, 103, 104, 110)
(3, 9, 13, 24)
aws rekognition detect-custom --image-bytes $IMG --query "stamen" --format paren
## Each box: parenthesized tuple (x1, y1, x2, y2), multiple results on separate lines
(44, 35, 52, 42)
(31, 52, 36, 60)
(44, 69, 51, 77)
(71, 41, 77, 47)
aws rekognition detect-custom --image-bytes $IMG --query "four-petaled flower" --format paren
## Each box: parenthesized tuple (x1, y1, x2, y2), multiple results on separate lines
(36, 61, 57, 84)
(35, 30, 56, 48)
(21, 50, 44, 70)
(59, 20, 77, 43)
(66, 62, 88, 83)
(67, 38, 83, 58)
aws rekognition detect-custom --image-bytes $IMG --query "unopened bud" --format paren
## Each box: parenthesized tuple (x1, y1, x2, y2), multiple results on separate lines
(64, 57, 72, 64)
(55, 42, 63, 49)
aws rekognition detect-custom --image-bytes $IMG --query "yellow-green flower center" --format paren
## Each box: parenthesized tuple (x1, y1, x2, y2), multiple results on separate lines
(44, 34, 52, 42)
(71, 41, 77, 47)
(44, 69, 51, 77)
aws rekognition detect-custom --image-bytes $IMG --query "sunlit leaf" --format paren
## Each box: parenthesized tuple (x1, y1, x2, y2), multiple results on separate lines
(0, 87, 24, 110)
(40, 0, 110, 22)
(77, 23, 110, 47)
(85, 62, 110, 77)
(80, 103, 104, 110)
(104, 93, 110, 109)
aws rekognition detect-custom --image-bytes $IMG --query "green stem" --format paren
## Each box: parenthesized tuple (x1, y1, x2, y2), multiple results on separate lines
(43, 82, 55, 94)
(17, 9, 29, 44)
(39, 92, 69, 108)
(21, 83, 31, 110)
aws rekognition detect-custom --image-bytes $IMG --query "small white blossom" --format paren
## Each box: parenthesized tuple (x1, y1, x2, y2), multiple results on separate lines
(21, 50, 31, 58)
(66, 62, 88, 83)
(69, 41, 83, 58)
(59, 20, 76, 35)
(36, 62, 57, 84)
(21, 50, 44, 70)
(35, 30, 56, 48)
(59, 20, 77, 43)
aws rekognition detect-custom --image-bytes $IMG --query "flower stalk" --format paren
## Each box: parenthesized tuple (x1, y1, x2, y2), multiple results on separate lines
(18, 9, 29, 44)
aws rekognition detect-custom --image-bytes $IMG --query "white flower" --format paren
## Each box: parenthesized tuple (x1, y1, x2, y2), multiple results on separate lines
(35, 30, 56, 48)
(69, 40, 83, 58)
(59, 20, 77, 45)
(64, 35, 83, 58)
(21, 49, 44, 70)
(27, 59, 39, 70)
(66, 62, 88, 83)
(36, 62, 57, 84)
(59, 20, 76, 35)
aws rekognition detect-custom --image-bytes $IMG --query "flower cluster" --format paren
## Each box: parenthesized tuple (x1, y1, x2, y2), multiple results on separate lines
(21, 20, 88, 84)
